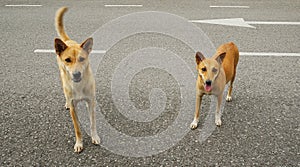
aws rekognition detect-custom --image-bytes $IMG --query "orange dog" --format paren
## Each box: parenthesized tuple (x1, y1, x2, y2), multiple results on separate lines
(190, 42, 239, 129)
(54, 7, 100, 153)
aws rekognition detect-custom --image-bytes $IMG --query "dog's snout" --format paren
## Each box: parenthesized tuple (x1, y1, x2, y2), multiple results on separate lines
(73, 71, 81, 79)
(205, 80, 212, 86)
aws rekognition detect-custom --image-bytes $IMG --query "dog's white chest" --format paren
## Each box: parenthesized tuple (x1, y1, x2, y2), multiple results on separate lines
(70, 84, 89, 100)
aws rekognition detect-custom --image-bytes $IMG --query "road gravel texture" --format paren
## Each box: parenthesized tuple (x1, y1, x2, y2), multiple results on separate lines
(1, 0, 299, 166)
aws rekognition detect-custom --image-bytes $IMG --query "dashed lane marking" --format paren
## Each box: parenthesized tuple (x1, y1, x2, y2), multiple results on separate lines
(104, 5, 142, 7)
(5, 4, 42, 7)
(210, 6, 250, 8)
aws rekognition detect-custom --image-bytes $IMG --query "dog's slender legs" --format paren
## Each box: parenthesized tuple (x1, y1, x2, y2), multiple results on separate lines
(69, 101, 83, 153)
(65, 102, 70, 110)
(190, 93, 203, 129)
(63, 89, 70, 110)
(87, 99, 100, 144)
(226, 69, 236, 102)
(215, 93, 223, 126)
(226, 82, 233, 102)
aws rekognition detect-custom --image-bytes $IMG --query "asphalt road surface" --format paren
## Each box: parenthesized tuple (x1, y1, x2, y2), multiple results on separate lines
(1, 0, 299, 166)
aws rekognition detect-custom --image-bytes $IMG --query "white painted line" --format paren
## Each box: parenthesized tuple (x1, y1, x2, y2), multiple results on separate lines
(245, 21, 300, 25)
(189, 18, 256, 28)
(5, 5, 42, 7)
(34, 50, 299, 57)
(91, 50, 107, 54)
(104, 4, 142, 7)
(240, 52, 300, 57)
(34, 49, 55, 53)
(210, 6, 249, 8)
(189, 18, 300, 28)
(34, 49, 106, 54)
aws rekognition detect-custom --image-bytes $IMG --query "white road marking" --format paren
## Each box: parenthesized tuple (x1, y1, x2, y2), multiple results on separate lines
(5, 5, 42, 7)
(34, 49, 106, 54)
(189, 18, 300, 28)
(210, 6, 249, 8)
(34, 49, 300, 57)
(90, 50, 106, 54)
(104, 4, 142, 7)
(245, 21, 300, 25)
(34, 49, 55, 53)
(189, 18, 256, 28)
(240, 52, 300, 57)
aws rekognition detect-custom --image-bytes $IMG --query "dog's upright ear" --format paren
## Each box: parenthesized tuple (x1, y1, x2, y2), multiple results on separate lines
(54, 38, 68, 56)
(81, 38, 93, 55)
(195, 52, 205, 65)
(215, 52, 226, 64)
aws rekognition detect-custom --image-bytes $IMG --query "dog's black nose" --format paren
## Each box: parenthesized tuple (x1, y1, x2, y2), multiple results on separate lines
(73, 71, 81, 79)
(205, 80, 212, 86)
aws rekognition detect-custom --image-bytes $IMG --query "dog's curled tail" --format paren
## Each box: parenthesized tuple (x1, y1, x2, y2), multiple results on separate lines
(55, 7, 70, 41)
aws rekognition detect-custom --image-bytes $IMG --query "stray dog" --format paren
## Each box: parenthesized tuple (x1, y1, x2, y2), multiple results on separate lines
(54, 7, 100, 152)
(190, 42, 239, 129)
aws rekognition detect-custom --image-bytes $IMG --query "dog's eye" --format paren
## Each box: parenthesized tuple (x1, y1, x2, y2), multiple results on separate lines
(79, 57, 85, 62)
(212, 68, 218, 73)
(65, 58, 71, 63)
(201, 67, 207, 72)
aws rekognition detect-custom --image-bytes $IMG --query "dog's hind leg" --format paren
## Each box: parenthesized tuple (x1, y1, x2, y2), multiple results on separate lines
(69, 101, 83, 153)
(87, 99, 100, 145)
(226, 69, 236, 102)
(227, 50, 239, 102)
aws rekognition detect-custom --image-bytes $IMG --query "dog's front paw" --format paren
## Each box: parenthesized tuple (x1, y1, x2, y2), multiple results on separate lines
(92, 134, 101, 145)
(65, 102, 70, 110)
(226, 95, 232, 102)
(215, 119, 222, 127)
(190, 120, 198, 130)
(74, 141, 83, 153)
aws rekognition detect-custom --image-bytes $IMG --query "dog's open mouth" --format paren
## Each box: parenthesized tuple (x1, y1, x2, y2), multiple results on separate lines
(205, 85, 212, 92)
(72, 78, 82, 83)
(204, 80, 212, 92)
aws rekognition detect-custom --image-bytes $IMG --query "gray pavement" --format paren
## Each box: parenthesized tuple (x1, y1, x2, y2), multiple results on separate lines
(1, 0, 299, 166)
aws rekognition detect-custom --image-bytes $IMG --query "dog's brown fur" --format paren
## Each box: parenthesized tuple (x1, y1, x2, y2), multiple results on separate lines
(191, 42, 239, 129)
(54, 7, 100, 153)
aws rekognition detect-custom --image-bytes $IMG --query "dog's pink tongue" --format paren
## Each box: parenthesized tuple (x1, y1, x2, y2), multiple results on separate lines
(205, 85, 212, 92)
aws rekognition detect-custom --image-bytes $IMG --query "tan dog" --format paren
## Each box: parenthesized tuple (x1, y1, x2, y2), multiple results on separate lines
(190, 42, 239, 129)
(54, 7, 100, 153)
